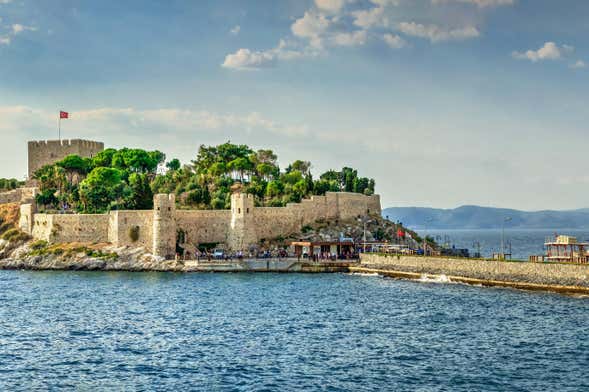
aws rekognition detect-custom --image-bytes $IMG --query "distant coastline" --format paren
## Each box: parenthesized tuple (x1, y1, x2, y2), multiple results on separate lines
(383, 205, 589, 230)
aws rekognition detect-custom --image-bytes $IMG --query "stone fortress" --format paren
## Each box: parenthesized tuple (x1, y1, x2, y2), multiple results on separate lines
(27, 139, 104, 179)
(6, 139, 381, 259)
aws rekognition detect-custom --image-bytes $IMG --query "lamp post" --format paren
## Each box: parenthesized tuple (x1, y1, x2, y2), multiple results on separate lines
(363, 218, 367, 253)
(423, 217, 433, 256)
(501, 216, 512, 260)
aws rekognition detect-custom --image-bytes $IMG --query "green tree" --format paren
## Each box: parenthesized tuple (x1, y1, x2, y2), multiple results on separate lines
(125, 173, 153, 210)
(79, 167, 125, 213)
(166, 158, 181, 171)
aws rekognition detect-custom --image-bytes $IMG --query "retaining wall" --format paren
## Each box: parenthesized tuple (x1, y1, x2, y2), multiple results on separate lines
(360, 254, 589, 288)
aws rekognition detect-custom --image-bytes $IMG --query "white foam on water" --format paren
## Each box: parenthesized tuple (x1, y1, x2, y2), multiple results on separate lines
(417, 274, 453, 284)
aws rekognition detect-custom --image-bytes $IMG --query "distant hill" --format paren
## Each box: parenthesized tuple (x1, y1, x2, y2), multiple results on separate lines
(382, 205, 589, 230)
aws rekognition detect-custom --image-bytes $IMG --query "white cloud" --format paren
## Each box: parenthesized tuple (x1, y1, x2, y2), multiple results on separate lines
(221, 48, 275, 70)
(512, 42, 574, 62)
(229, 25, 240, 35)
(220, 0, 492, 68)
(11, 24, 37, 35)
(397, 22, 480, 42)
(383, 33, 406, 48)
(222, 40, 312, 70)
(291, 11, 331, 48)
(331, 30, 367, 46)
(0, 36, 10, 45)
(315, 0, 345, 13)
(570, 60, 586, 69)
(0, 0, 13, 4)
(432, 0, 514, 7)
(352, 6, 388, 29)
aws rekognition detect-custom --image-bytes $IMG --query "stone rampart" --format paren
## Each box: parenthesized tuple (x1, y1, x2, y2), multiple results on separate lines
(32, 213, 109, 243)
(109, 210, 153, 250)
(25, 191, 381, 256)
(176, 210, 231, 245)
(0, 187, 37, 205)
(360, 254, 589, 288)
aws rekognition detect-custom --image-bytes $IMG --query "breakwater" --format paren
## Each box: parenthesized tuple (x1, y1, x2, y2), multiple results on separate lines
(356, 254, 589, 294)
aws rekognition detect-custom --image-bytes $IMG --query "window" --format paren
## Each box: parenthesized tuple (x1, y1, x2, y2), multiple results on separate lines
(238, 208, 241, 214)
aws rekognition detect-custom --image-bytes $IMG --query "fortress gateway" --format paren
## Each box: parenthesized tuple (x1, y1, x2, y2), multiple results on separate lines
(13, 139, 381, 259)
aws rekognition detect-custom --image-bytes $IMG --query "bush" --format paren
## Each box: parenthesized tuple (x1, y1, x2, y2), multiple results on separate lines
(1, 228, 31, 242)
(0, 221, 13, 235)
(128, 226, 140, 242)
(30, 240, 48, 251)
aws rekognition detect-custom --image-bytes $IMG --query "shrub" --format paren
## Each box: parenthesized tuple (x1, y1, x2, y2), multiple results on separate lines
(1, 228, 25, 241)
(0, 221, 13, 235)
(30, 240, 48, 251)
(128, 226, 140, 242)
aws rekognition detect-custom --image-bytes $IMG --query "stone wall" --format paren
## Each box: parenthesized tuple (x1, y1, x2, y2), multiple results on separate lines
(28, 139, 104, 179)
(109, 210, 153, 250)
(32, 213, 109, 243)
(24, 191, 381, 256)
(176, 210, 231, 245)
(360, 254, 589, 288)
(0, 187, 37, 205)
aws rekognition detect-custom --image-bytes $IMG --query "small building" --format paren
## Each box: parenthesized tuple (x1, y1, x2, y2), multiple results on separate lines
(543, 235, 588, 263)
(290, 240, 356, 260)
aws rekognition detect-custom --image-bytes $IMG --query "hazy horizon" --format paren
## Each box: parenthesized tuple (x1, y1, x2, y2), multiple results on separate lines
(1, 0, 587, 211)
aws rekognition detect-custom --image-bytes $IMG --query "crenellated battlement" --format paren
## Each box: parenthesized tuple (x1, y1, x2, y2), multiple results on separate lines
(27, 139, 104, 179)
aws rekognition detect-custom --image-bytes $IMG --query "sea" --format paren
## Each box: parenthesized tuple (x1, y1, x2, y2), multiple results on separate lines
(417, 228, 589, 260)
(1, 270, 588, 391)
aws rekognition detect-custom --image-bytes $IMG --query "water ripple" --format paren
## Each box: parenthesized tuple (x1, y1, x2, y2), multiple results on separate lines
(0, 271, 588, 391)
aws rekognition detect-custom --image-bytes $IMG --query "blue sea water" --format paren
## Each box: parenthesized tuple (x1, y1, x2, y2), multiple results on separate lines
(0, 271, 588, 391)
(418, 229, 589, 260)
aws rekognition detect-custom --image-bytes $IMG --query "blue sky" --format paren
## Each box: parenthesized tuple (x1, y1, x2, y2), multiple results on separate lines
(0, 0, 588, 210)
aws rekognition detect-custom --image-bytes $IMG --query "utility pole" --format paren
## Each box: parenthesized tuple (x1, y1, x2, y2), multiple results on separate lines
(424, 217, 433, 256)
(501, 216, 512, 260)
(363, 217, 367, 253)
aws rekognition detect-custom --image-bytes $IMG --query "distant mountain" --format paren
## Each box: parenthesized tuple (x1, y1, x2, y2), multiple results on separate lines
(382, 205, 589, 230)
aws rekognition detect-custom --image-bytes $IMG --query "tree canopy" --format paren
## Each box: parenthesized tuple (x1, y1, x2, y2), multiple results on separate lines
(33, 142, 375, 213)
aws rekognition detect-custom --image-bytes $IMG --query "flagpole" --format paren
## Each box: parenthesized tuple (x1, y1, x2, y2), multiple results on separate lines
(58, 115, 61, 141)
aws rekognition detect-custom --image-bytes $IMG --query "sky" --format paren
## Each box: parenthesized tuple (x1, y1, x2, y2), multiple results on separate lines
(0, 0, 588, 211)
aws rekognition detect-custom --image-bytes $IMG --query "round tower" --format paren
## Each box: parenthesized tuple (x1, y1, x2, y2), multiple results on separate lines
(152, 194, 176, 259)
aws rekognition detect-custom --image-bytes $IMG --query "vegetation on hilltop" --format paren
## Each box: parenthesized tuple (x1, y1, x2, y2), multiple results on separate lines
(0, 178, 25, 191)
(33, 142, 375, 214)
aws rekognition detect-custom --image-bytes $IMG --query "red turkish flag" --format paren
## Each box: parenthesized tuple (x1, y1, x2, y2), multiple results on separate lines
(60, 111, 69, 119)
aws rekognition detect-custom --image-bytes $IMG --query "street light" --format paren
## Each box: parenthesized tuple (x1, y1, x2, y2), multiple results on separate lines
(501, 216, 512, 260)
(424, 217, 433, 256)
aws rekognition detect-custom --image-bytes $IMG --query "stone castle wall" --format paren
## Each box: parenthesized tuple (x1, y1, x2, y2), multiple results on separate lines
(0, 187, 37, 204)
(108, 210, 153, 250)
(32, 213, 110, 243)
(19, 191, 381, 257)
(28, 139, 104, 179)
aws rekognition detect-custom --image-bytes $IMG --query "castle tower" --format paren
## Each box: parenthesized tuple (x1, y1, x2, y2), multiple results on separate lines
(27, 139, 104, 179)
(227, 192, 257, 251)
(152, 194, 176, 259)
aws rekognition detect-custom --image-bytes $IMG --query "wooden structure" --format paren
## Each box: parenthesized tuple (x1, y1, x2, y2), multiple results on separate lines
(543, 235, 588, 264)
(290, 240, 356, 259)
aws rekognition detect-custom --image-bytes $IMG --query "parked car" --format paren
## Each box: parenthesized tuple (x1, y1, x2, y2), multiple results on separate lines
(213, 249, 225, 259)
